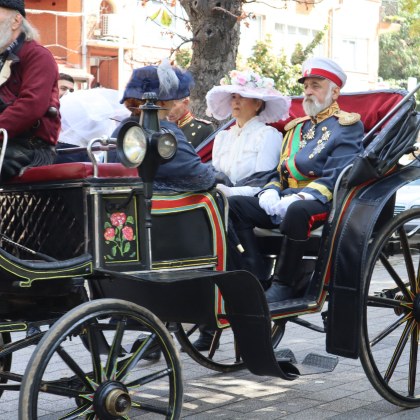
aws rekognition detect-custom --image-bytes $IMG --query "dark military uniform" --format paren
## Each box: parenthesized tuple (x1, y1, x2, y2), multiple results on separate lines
(229, 101, 364, 240)
(177, 111, 214, 148)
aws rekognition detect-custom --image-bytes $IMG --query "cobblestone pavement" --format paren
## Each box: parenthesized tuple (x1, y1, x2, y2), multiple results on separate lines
(2, 254, 420, 419)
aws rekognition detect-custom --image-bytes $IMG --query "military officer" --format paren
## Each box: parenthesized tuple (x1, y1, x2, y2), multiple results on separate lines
(228, 57, 364, 303)
(167, 96, 214, 148)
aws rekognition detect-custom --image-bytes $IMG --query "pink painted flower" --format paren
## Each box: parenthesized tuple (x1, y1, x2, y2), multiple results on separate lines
(104, 227, 115, 241)
(110, 212, 127, 227)
(122, 226, 134, 241)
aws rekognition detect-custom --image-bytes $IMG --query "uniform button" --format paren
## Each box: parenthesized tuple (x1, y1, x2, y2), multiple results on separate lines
(192, 132, 196, 136)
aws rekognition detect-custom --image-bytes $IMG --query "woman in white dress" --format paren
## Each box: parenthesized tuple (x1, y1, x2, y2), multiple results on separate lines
(206, 70, 291, 197)
(190, 71, 291, 353)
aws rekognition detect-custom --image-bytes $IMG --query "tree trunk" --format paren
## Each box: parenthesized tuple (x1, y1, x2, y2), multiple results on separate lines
(179, 0, 242, 119)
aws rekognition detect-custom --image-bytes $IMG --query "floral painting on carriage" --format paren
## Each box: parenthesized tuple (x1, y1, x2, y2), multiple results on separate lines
(100, 196, 140, 266)
(104, 212, 136, 259)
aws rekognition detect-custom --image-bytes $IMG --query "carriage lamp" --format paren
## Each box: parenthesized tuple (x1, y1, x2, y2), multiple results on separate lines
(116, 121, 147, 168)
(116, 92, 177, 199)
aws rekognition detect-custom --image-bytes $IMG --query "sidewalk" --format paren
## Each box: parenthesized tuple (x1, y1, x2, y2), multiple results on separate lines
(179, 312, 420, 419)
(1, 311, 420, 419)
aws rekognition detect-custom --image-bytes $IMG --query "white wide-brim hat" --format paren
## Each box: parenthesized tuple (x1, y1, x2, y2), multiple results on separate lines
(206, 85, 291, 123)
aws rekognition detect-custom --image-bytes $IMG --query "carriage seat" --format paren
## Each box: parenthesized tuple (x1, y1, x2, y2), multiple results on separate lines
(6, 162, 138, 184)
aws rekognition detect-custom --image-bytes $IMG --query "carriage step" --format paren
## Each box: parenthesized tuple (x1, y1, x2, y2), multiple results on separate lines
(275, 349, 338, 376)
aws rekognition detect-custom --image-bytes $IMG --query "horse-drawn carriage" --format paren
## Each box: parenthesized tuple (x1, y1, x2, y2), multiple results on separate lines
(0, 86, 418, 419)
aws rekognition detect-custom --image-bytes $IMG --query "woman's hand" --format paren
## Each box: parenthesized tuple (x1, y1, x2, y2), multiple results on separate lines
(216, 183, 233, 197)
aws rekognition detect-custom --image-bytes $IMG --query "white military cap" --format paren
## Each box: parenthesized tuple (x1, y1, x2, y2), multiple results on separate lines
(298, 57, 347, 88)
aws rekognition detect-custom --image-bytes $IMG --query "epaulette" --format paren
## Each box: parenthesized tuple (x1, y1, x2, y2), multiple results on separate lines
(335, 110, 361, 126)
(195, 117, 212, 125)
(284, 116, 311, 131)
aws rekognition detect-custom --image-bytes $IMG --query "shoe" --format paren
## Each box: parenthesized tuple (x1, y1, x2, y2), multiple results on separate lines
(131, 334, 162, 361)
(260, 278, 272, 291)
(191, 331, 219, 352)
(265, 281, 294, 303)
(26, 326, 41, 337)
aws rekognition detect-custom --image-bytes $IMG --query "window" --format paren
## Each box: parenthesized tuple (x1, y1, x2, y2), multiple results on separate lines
(336, 38, 368, 73)
(273, 23, 324, 58)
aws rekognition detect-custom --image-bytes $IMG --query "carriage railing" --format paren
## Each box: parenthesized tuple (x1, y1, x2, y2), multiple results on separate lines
(86, 135, 118, 177)
(0, 128, 8, 177)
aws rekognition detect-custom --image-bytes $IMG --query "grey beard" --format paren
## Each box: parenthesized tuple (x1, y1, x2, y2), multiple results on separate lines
(303, 91, 334, 117)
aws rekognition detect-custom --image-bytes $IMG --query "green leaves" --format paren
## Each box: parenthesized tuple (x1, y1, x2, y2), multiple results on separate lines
(149, 7, 173, 27)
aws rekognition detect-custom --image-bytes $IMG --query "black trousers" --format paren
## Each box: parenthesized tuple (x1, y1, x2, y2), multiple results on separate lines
(228, 195, 330, 240)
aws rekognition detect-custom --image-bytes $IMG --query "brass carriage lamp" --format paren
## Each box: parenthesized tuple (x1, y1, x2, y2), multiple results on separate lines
(116, 92, 177, 199)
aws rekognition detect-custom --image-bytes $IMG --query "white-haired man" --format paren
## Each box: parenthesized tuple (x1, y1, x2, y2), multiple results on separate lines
(228, 57, 365, 303)
(0, 0, 60, 180)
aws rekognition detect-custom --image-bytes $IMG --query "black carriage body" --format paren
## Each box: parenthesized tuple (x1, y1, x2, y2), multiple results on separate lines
(0, 167, 225, 323)
(326, 161, 420, 358)
(0, 176, 222, 270)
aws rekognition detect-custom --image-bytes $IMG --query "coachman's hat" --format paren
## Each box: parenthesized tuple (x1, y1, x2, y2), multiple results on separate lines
(120, 59, 194, 103)
(0, 0, 26, 17)
(298, 57, 346, 88)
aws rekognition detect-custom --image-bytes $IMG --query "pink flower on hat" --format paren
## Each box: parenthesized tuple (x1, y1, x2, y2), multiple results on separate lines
(222, 69, 275, 90)
(234, 74, 247, 86)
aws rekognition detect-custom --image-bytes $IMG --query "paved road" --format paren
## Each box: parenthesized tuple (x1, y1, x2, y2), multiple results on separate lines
(2, 307, 420, 419)
(2, 252, 420, 419)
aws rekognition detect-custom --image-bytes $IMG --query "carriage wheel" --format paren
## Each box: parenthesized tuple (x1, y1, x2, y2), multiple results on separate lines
(360, 208, 420, 407)
(175, 320, 285, 373)
(0, 332, 11, 399)
(19, 299, 183, 419)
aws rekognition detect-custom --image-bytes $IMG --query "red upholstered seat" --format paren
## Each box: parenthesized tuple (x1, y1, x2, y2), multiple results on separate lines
(6, 162, 139, 184)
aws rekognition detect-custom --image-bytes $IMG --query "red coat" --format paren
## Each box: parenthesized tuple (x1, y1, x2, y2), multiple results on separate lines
(0, 39, 60, 145)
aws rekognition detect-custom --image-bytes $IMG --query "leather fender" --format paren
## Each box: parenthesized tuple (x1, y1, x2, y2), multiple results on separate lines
(326, 161, 420, 358)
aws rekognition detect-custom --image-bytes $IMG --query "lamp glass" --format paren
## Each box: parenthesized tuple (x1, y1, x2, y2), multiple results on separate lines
(157, 132, 177, 160)
(123, 126, 147, 165)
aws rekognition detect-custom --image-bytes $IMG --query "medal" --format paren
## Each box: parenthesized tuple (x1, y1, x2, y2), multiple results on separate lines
(300, 123, 316, 149)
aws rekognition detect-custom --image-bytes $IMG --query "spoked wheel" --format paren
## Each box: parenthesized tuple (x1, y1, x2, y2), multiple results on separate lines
(0, 331, 12, 399)
(19, 299, 183, 419)
(175, 320, 285, 372)
(360, 208, 420, 407)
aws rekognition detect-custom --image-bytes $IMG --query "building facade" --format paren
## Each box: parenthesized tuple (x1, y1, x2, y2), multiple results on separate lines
(26, 0, 382, 93)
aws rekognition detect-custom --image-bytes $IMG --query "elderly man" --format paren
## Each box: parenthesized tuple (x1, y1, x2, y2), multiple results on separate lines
(113, 59, 215, 192)
(167, 96, 214, 148)
(0, 0, 60, 180)
(228, 57, 364, 303)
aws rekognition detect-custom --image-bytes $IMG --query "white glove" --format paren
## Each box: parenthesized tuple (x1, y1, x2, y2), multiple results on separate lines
(259, 189, 281, 216)
(272, 194, 303, 218)
(216, 183, 233, 197)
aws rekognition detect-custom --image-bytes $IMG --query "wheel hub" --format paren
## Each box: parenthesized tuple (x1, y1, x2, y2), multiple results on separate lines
(93, 381, 131, 419)
(413, 294, 420, 323)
